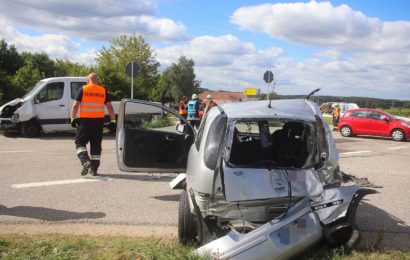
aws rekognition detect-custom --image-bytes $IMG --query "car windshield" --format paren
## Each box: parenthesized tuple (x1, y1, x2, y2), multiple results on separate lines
(22, 80, 46, 101)
(227, 119, 316, 169)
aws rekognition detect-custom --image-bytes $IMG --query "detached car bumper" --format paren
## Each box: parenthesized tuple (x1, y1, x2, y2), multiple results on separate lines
(194, 198, 322, 260)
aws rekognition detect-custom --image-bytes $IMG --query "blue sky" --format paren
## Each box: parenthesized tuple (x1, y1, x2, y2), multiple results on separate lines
(1, 0, 410, 100)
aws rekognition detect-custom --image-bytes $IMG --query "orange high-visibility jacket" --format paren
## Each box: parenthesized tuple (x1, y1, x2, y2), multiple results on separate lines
(178, 100, 187, 115)
(79, 84, 106, 118)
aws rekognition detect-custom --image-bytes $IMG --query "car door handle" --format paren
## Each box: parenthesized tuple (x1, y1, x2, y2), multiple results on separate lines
(59, 104, 66, 107)
(164, 135, 174, 141)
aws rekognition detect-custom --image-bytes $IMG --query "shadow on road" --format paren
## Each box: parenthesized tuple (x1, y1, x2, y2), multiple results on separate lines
(355, 201, 410, 250)
(0, 205, 105, 221)
(151, 194, 180, 202)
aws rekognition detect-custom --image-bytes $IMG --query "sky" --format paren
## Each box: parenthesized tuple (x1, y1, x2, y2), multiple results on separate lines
(1, 0, 410, 100)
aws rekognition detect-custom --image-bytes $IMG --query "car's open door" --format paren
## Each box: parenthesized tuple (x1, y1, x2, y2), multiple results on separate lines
(116, 99, 195, 173)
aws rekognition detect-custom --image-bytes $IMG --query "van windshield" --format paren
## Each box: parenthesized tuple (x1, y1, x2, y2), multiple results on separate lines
(22, 80, 46, 101)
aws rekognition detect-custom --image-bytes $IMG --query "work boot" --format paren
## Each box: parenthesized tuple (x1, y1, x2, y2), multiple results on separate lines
(81, 160, 91, 176)
(88, 168, 98, 176)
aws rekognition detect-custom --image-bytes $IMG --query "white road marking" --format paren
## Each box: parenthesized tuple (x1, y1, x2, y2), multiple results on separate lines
(0, 150, 34, 153)
(340, 150, 371, 155)
(387, 146, 408, 150)
(12, 177, 111, 189)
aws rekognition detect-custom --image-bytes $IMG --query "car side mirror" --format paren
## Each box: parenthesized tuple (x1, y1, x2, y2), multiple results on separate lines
(176, 123, 186, 134)
(383, 117, 389, 122)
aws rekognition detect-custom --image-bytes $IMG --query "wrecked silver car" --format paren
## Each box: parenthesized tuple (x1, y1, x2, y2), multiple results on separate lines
(116, 97, 375, 259)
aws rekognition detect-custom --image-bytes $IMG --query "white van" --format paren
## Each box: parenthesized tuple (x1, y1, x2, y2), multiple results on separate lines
(0, 77, 120, 137)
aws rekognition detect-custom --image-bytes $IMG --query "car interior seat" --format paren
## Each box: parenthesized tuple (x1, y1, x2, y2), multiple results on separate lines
(272, 122, 308, 168)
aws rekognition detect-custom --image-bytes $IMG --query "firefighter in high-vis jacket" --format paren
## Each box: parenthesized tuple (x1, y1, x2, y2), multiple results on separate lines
(70, 73, 115, 176)
(178, 96, 188, 119)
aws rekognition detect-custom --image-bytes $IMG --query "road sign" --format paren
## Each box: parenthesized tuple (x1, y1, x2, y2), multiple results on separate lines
(263, 70, 274, 84)
(244, 88, 259, 96)
(125, 61, 140, 78)
(125, 61, 140, 99)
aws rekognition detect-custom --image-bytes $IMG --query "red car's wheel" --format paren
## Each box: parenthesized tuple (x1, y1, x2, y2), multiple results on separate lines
(391, 129, 405, 141)
(340, 126, 352, 137)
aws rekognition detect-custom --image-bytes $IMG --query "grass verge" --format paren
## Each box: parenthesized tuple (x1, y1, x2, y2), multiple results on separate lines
(1, 234, 409, 260)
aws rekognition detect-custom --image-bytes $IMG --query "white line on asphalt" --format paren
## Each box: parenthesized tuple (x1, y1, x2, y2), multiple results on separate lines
(0, 150, 34, 153)
(387, 146, 408, 150)
(12, 177, 111, 189)
(340, 150, 371, 155)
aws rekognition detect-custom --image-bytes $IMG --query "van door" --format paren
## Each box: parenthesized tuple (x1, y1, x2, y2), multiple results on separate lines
(116, 99, 195, 173)
(35, 80, 70, 132)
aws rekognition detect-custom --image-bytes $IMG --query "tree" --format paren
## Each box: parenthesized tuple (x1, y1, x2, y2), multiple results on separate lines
(0, 39, 24, 101)
(54, 59, 93, 76)
(152, 56, 200, 102)
(11, 60, 43, 96)
(96, 34, 160, 100)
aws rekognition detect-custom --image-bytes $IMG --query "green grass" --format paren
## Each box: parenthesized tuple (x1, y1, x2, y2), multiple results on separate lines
(0, 234, 408, 260)
(384, 107, 410, 117)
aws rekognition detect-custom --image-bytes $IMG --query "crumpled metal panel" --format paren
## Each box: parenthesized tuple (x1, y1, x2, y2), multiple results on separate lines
(311, 186, 362, 225)
(194, 198, 322, 260)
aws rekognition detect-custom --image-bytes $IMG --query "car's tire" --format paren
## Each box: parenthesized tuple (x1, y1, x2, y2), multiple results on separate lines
(178, 190, 197, 245)
(21, 121, 41, 137)
(340, 126, 352, 137)
(391, 129, 405, 141)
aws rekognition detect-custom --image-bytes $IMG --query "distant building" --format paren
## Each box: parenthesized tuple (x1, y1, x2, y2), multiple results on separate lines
(199, 91, 247, 105)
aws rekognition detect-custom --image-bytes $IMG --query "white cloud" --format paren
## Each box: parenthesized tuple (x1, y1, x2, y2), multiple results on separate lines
(0, 0, 187, 42)
(157, 34, 283, 92)
(231, 1, 410, 52)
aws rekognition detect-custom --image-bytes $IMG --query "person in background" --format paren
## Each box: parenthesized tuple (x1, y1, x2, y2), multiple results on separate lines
(203, 94, 217, 116)
(187, 93, 200, 129)
(178, 96, 188, 122)
(70, 73, 116, 176)
(332, 104, 341, 130)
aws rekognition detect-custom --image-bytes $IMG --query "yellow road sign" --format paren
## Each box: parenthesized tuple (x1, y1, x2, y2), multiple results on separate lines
(244, 88, 258, 96)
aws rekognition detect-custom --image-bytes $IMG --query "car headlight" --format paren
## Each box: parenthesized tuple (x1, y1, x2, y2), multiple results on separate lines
(10, 113, 19, 123)
(401, 122, 410, 128)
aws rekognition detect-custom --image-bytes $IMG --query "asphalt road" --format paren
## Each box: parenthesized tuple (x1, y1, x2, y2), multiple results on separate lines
(0, 131, 409, 249)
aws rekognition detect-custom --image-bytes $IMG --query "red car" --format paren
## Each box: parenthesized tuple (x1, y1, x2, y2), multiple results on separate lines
(338, 108, 410, 141)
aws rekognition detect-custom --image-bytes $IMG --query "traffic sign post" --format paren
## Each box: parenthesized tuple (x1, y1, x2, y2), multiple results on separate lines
(125, 61, 140, 99)
(263, 70, 274, 100)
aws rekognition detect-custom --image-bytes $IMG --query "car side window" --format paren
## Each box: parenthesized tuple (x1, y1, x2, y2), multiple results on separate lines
(351, 111, 367, 118)
(368, 112, 387, 121)
(124, 102, 181, 134)
(71, 82, 87, 99)
(36, 82, 64, 103)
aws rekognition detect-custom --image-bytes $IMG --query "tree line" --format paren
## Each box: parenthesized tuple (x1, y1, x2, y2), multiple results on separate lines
(0, 35, 200, 105)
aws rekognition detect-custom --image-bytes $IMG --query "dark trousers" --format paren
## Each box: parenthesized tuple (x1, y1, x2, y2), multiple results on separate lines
(75, 118, 104, 171)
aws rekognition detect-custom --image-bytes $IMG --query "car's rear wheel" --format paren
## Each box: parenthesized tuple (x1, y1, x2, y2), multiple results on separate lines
(340, 126, 352, 137)
(391, 129, 405, 141)
(178, 190, 197, 245)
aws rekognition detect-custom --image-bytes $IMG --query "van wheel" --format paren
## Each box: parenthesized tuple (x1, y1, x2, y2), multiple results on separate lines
(340, 126, 352, 137)
(21, 121, 41, 137)
(391, 129, 405, 141)
(178, 190, 197, 245)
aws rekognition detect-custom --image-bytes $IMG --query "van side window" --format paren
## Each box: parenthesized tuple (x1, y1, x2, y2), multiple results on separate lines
(71, 82, 87, 99)
(37, 82, 64, 103)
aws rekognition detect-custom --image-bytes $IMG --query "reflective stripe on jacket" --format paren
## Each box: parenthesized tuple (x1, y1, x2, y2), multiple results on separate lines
(79, 84, 106, 118)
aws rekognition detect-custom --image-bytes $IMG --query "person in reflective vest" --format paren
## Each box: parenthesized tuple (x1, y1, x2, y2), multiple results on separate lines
(187, 94, 200, 128)
(70, 73, 115, 176)
(178, 96, 188, 119)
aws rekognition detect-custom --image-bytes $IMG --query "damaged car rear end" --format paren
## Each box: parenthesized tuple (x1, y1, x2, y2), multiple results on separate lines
(116, 98, 376, 259)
